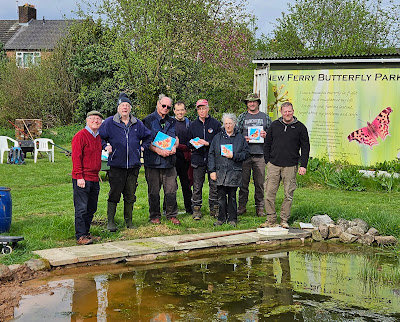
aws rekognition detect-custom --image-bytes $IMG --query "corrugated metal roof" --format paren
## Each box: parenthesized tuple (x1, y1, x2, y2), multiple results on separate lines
(0, 20, 21, 45)
(4, 19, 74, 51)
(254, 52, 400, 61)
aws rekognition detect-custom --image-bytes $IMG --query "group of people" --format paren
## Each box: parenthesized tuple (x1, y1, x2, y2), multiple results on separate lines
(71, 92, 310, 245)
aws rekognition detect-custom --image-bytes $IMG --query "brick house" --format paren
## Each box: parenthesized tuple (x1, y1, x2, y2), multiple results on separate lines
(0, 3, 74, 67)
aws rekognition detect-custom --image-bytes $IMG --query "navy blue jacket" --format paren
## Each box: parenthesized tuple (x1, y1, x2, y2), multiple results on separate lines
(188, 115, 221, 167)
(208, 128, 249, 187)
(142, 111, 177, 168)
(99, 113, 152, 168)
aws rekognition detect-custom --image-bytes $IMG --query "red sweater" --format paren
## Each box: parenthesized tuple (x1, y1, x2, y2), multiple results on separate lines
(71, 129, 102, 182)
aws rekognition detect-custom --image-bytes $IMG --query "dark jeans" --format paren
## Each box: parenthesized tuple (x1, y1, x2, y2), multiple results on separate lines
(176, 157, 192, 213)
(108, 167, 139, 204)
(238, 155, 265, 210)
(217, 185, 238, 222)
(73, 179, 100, 240)
(191, 165, 218, 208)
(145, 167, 178, 219)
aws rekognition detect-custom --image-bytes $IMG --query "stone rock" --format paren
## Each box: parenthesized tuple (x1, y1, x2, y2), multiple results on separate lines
(328, 225, 344, 239)
(336, 218, 350, 231)
(367, 228, 379, 236)
(319, 224, 329, 239)
(346, 226, 365, 237)
(312, 229, 324, 241)
(311, 214, 334, 227)
(350, 218, 368, 233)
(358, 233, 375, 246)
(375, 236, 398, 246)
(0, 263, 12, 281)
(339, 232, 358, 244)
(25, 259, 51, 272)
(8, 264, 23, 272)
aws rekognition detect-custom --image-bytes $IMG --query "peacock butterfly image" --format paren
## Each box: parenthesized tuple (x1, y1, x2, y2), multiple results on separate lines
(347, 107, 393, 148)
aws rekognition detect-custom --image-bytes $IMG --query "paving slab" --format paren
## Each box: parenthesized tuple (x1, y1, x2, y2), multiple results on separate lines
(62, 243, 129, 263)
(109, 238, 175, 256)
(33, 248, 79, 266)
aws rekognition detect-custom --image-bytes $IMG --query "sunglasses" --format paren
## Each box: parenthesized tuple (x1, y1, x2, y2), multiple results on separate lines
(161, 104, 171, 109)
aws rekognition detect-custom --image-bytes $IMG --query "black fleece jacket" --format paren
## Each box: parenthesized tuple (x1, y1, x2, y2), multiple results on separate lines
(263, 116, 310, 168)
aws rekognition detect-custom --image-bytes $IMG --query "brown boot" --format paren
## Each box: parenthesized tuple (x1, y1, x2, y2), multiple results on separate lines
(237, 206, 246, 215)
(192, 206, 201, 220)
(280, 221, 289, 229)
(210, 205, 219, 218)
(260, 220, 278, 228)
(256, 208, 265, 217)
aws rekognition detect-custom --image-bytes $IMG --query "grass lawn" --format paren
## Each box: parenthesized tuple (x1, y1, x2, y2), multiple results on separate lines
(0, 145, 399, 264)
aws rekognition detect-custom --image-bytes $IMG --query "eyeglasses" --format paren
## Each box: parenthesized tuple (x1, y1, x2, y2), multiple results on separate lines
(161, 104, 171, 109)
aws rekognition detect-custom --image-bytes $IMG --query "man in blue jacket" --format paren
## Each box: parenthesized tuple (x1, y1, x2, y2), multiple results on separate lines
(188, 99, 221, 220)
(143, 95, 180, 225)
(99, 93, 152, 232)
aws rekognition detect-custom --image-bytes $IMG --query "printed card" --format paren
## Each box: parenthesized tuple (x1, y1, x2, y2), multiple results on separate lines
(190, 137, 204, 149)
(221, 144, 233, 157)
(248, 126, 264, 143)
(152, 131, 176, 151)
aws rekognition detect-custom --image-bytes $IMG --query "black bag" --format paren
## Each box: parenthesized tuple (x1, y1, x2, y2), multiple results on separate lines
(7, 147, 25, 164)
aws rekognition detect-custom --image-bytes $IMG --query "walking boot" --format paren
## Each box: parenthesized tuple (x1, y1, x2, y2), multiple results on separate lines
(280, 221, 289, 229)
(256, 208, 266, 217)
(192, 206, 202, 220)
(107, 201, 118, 232)
(210, 205, 219, 218)
(124, 202, 136, 229)
(237, 205, 246, 215)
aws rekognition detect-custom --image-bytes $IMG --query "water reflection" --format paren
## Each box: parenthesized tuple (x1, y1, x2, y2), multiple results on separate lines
(13, 246, 400, 321)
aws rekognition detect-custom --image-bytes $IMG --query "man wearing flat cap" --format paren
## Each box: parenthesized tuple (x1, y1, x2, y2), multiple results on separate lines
(99, 92, 152, 232)
(237, 93, 272, 217)
(72, 110, 104, 245)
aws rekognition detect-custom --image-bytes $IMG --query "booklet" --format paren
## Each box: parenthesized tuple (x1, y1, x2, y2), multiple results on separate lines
(189, 137, 204, 149)
(248, 126, 264, 143)
(152, 131, 176, 151)
(221, 144, 233, 157)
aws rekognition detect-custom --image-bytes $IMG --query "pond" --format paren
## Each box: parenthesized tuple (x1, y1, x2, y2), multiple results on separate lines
(13, 243, 400, 321)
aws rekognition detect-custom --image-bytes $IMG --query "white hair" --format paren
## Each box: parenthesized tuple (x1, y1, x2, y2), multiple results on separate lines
(222, 113, 237, 125)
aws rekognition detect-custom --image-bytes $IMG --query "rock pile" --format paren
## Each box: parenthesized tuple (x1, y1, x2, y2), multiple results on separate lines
(310, 215, 397, 246)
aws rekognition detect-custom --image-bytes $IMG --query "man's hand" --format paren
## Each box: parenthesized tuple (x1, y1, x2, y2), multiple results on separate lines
(105, 145, 112, 153)
(210, 172, 217, 181)
(197, 139, 209, 146)
(260, 130, 267, 138)
(298, 167, 307, 175)
(77, 178, 86, 188)
(244, 136, 250, 142)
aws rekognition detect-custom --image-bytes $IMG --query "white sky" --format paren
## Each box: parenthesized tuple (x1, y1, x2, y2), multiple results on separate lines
(0, 0, 297, 37)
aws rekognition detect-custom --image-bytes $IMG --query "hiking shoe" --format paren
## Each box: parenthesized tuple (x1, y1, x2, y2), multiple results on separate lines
(256, 208, 266, 217)
(259, 221, 278, 228)
(77, 236, 93, 245)
(228, 221, 237, 227)
(150, 218, 161, 225)
(169, 217, 181, 225)
(210, 205, 219, 218)
(87, 234, 101, 242)
(213, 220, 224, 226)
(280, 221, 289, 229)
(237, 207, 246, 215)
(192, 206, 201, 220)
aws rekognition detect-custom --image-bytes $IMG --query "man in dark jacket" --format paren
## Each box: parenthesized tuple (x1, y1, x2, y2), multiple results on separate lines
(143, 95, 180, 225)
(262, 102, 310, 229)
(188, 99, 221, 220)
(99, 93, 152, 232)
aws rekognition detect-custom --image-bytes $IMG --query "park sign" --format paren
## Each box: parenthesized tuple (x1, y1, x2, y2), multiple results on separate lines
(253, 56, 400, 166)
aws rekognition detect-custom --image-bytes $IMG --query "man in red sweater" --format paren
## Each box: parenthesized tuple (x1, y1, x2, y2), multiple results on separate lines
(72, 111, 103, 245)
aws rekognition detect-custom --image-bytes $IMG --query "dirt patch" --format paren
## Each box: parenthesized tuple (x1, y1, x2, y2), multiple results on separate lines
(0, 266, 50, 321)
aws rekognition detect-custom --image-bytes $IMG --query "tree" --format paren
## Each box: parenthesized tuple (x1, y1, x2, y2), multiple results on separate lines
(264, 0, 400, 57)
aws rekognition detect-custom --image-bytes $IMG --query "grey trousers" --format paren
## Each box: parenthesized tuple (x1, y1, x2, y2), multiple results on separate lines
(191, 165, 218, 208)
(145, 167, 178, 219)
(238, 155, 265, 210)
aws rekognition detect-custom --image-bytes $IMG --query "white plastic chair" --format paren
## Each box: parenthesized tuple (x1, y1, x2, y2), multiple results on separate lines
(34, 138, 55, 163)
(0, 136, 19, 164)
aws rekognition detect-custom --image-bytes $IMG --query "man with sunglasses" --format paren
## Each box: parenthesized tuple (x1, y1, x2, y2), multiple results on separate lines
(143, 95, 181, 225)
(188, 99, 221, 220)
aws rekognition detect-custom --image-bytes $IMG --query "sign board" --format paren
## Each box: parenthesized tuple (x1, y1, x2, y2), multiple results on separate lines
(267, 68, 400, 165)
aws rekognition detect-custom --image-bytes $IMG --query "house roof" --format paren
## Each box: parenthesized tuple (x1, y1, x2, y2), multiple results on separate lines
(0, 20, 22, 45)
(253, 52, 400, 61)
(4, 19, 74, 51)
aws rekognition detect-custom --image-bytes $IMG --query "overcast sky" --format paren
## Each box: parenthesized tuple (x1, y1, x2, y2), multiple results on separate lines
(0, 0, 296, 37)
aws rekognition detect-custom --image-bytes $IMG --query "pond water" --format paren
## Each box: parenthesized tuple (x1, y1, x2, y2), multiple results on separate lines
(13, 244, 400, 321)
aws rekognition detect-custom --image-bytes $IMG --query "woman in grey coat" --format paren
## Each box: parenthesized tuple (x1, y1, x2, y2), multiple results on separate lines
(208, 113, 250, 226)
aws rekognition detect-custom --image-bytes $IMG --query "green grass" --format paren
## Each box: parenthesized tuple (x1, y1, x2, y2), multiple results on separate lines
(0, 148, 399, 264)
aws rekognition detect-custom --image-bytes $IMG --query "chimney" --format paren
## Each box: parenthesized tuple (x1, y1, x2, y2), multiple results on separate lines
(18, 3, 36, 23)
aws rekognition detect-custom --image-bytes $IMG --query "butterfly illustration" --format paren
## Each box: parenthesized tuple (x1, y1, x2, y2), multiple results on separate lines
(250, 129, 260, 139)
(155, 137, 172, 149)
(347, 107, 393, 148)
